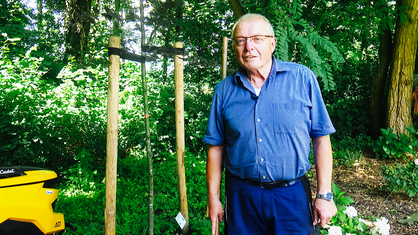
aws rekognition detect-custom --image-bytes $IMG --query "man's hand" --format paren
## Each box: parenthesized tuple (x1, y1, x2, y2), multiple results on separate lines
(313, 198, 337, 227)
(206, 144, 225, 235)
(208, 197, 223, 235)
(312, 135, 336, 227)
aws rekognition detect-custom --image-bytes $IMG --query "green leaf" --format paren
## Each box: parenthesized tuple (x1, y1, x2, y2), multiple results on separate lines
(398, 213, 418, 225)
(406, 126, 416, 134)
(383, 145, 390, 154)
(332, 182, 341, 196)
(381, 128, 391, 136)
(339, 196, 355, 205)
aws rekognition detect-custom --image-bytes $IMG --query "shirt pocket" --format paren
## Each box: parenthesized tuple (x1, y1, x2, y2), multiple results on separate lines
(273, 103, 303, 134)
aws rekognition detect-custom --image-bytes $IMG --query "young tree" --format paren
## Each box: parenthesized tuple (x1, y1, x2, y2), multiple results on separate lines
(387, 0, 418, 135)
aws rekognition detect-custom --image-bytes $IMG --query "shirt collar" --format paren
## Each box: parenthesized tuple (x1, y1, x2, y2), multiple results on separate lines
(233, 55, 291, 84)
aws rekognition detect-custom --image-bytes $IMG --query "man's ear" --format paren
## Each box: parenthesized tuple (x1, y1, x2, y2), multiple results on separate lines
(271, 37, 277, 53)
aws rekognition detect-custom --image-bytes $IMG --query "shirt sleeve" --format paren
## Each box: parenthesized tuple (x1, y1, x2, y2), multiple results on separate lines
(308, 72, 336, 138)
(203, 81, 225, 146)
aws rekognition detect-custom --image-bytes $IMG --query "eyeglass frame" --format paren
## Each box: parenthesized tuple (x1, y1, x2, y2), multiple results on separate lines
(231, 35, 274, 47)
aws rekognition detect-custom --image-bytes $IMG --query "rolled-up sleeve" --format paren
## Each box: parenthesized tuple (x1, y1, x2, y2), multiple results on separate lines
(308, 72, 336, 138)
(203, 82, 225, 146)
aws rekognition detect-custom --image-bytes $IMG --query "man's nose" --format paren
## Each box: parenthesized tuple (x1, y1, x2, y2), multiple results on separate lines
(244, 38, 255, 50)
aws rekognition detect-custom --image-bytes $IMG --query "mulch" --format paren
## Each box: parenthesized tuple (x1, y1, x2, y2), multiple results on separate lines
(310, 154, 418, 235)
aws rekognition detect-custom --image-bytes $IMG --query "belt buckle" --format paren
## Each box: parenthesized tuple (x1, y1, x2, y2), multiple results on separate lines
(260, 182, 273, 190)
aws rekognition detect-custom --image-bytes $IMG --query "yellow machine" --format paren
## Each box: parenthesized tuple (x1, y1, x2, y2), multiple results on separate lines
(0, 166, 66, 235)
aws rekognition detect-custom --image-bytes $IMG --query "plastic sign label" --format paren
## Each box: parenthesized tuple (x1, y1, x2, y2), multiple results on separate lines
(175, 212, 186, 229)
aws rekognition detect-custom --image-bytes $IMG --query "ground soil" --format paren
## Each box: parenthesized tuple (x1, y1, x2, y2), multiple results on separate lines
(310, 151, 418, 235)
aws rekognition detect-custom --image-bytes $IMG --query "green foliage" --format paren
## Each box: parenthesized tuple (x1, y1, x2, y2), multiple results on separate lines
(398, 213, 418, 225)
(324, 65, 371, 145)
(382, 159, 418, 197)
(331, 133, 371, 153)
(0, 0, 407, 234)
(332, 182, 356, 208)
(322, 183, 388, 235)
(333, 149, 362, 168)
(242, 0, 344, 91)
(0, 0, 36, 59)
(373, 127, 418, 159)
(0, 51, 109, 172)
(56, 149, 215, 234)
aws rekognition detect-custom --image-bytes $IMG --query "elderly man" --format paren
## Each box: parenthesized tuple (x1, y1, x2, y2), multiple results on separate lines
(203, 14, 337, 235)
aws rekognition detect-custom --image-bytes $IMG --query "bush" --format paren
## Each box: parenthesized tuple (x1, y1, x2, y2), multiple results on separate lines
(322, 183, 391, 235)
(56, 149, 214, 234)
(382, 158, 418, 197)
(372, 127, 418, 159)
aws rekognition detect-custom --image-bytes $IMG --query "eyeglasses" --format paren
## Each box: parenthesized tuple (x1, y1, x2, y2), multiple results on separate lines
(232, 35, 274, 46)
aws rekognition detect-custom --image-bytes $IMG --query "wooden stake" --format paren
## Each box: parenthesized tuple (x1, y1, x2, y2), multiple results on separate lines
(214, 36, 229, 235)
(105, 36, 120, 235)
(175, 42, 189, 235)
(221, 37, 228, 80)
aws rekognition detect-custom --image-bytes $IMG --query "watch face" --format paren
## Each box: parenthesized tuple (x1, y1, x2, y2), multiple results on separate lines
(326, 192, 333, 201)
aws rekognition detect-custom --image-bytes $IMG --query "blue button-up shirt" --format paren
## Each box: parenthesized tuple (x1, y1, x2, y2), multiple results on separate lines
(203, 57, 335, 182)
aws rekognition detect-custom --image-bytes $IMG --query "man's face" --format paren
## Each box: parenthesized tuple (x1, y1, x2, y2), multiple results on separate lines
(232, 19, 276, 74)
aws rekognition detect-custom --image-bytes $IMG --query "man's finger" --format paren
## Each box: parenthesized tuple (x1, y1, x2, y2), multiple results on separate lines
(313, 210, 319, 225)
(215, 217, 219, 235)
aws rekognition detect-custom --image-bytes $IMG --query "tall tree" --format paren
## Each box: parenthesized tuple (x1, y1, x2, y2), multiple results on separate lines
(370, 1, 394, 139)
(370, 24, 392, 139)
(387, 0, 418, 134)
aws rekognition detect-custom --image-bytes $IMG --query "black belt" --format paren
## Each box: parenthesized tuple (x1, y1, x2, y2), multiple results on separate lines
(227, 171, 304, 190)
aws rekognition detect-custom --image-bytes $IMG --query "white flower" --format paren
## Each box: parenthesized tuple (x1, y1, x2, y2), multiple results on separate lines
(343, 206, 358, 218)
(414, 159, 418, 166)
(346, 233, 354, 235)
(327, 226, 343, 235)
(372, 217, 390, 235)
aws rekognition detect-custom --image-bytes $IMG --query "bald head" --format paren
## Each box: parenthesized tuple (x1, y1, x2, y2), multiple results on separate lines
(231, 14, 275, 38)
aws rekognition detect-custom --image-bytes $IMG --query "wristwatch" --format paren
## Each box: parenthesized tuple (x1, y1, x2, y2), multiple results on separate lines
(316, 192, 333, 201)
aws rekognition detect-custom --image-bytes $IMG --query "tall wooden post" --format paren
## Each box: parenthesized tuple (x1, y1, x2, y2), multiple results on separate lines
(212, 37, 229, 235)
(221, 37, 228, 80)
(175, 42, 189, 235)
(105, 36, 120, 235)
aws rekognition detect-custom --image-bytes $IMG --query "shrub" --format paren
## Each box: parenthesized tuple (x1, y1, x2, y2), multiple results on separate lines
(372, 127, 418, 159)
(322, 183, 391, 235)
(381, 158, 418, 197)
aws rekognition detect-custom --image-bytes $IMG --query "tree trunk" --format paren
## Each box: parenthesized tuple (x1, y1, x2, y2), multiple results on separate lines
(36, 0, 43, 33)
(36, 0, 45, 52)
(370, 24, 392, 139)
(387, 0, 418, 135)
(65, 0, 93, 63)
(227, 0, 245, 19)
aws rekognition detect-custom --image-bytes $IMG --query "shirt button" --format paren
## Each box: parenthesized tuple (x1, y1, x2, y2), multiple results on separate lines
(259, 139, 262, 142)
(261, 158, 264, 161)
(257, 118, 261, 122)
(262, 176, 266, 179)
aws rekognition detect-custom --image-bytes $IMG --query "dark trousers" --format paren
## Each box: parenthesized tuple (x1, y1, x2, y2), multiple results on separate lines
(224, 173, 315, 235)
